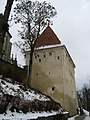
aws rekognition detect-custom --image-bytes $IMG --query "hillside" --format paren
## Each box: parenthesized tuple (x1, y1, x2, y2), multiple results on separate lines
(0, 78, 65, 119)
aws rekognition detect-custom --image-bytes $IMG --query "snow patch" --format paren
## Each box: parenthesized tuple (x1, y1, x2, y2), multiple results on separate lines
(0, 78, 50, 101)
(0, 78, 65, 119)
(0, 110, 60, 120)
(68, 115, 79, 120)
(83, 109, 89, 116)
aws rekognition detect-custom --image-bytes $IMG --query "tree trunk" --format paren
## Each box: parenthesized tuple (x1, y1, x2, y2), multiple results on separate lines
(26, 21, 40, 87)
(27, 48, 34, 87)
(26, 21, 34, 87)
(4, 0, 14, 22)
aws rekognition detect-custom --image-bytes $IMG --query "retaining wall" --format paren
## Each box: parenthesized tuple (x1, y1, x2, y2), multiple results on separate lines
(0, 58, 27, 84)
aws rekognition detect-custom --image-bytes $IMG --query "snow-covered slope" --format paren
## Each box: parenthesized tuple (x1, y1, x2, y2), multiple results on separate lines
(0, 110, 61, 120)
(0, 78, 64, 120)
(0, 78, 50, 101)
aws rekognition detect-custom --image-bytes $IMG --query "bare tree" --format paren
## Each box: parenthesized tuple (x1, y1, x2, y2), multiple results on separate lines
(13, 0, 57, 87)
(82, 84, 90, 111)
(77, 82, 90, 111)
(0, 0, 14, 58)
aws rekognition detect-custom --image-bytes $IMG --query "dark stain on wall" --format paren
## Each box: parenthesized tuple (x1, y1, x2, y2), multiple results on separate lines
(0, 58, 27, 84)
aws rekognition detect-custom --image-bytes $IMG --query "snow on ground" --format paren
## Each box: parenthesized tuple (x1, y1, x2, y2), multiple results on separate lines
(83, 109, 90, 120)
(68, 109, 90, 120)
(84, 116, 90, 120)
(0, 78, 64, 119)
(0, 78, 50, 101)
(83, 109, 89, 116)
(68, 116, 90, 120)
(0, 110, 60, 120)
(68, 115, 78, 120)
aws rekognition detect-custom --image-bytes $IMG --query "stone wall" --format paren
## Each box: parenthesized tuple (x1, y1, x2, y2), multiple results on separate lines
(0, 58, 27, 84)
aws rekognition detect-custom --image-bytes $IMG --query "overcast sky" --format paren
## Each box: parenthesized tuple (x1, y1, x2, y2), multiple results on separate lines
(0, 0, 90, 89)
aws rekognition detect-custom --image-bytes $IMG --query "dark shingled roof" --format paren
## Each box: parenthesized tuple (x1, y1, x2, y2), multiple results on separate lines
(35, 26, 61, 48)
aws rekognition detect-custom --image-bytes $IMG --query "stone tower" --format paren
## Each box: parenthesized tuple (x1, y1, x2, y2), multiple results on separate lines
(25, 26, 78, 116)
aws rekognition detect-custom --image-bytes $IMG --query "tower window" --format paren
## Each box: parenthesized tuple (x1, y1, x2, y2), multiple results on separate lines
(49, 53, 52, 56)
(44, 55, 46, 58)
(52, 87, 55, 91)
(35, 56, 37, 59)
(39, 59, 41, 62)
(37, 54, 39, 57)
(57, 56, 59, 59)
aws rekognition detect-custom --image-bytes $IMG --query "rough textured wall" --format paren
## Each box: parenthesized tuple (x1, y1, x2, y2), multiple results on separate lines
(26, 45, 78, 116)
(62, 47, 77, 115)
(2, 32, 12, 62)
(0, 59, 27, 84)
(26, 47, 64, 106)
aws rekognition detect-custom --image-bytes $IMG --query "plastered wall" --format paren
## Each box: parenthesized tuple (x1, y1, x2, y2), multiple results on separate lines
(26, 45, 78, 115)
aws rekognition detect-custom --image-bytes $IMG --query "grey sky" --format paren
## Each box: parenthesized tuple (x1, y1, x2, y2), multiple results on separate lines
(0, 0, 90, 88)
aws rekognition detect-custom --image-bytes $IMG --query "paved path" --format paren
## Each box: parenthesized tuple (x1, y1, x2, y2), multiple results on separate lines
(75, 115, 90, 120)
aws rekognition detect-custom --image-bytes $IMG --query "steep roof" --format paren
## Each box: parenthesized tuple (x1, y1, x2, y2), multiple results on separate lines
(35, 26, 61, 48)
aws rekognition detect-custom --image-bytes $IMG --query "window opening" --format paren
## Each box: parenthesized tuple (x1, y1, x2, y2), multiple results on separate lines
(35, 56, 37, 59)
(39, 59, 41, 62)
(57, 56, 59, 59)
(49, 53, 52, 56)
(52, 87, 55, 91)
